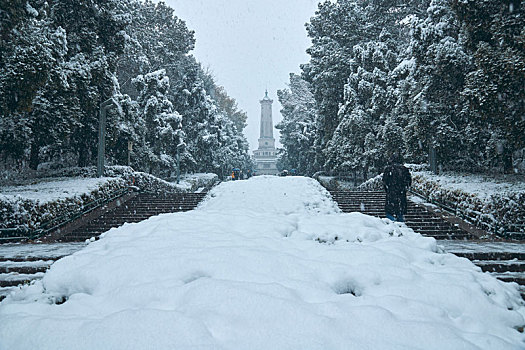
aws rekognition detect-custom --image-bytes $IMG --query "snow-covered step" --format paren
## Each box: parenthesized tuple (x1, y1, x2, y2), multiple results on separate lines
(440, 240, 525, 299)
(0, 242, 85, 301)
(0, 259, 54, 274)
(490, 272, 525, 286)
(0, 272, 45, 288)
(473, 260, 525, 273)
(0, 286, 21, 301)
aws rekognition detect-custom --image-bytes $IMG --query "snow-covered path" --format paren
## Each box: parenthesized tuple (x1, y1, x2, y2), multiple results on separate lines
(0, 176, 524, 350)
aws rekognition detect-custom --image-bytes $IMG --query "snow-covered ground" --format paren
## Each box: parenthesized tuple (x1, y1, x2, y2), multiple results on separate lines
(0, 177, 118, 204)
(412, 171, 525, 200)
(0, 172, 218, 204)
(0, 176, 524, 349)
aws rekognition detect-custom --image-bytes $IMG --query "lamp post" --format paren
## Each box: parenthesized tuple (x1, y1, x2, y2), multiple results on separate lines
(97, 98, 117, 178)
(176, 148, 180, 184)
(176, 143, 184, 184)
(127, 140, 133, 167)
(429, 144, 437, 174)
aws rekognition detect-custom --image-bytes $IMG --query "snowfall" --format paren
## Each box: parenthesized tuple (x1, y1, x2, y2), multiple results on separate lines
(0, 176, 524, 350)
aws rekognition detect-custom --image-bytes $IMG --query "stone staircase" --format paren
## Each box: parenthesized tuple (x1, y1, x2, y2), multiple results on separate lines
(329, 190, 525, 299)
(329, 190, 473, 239)
(54, 192, 208, 242)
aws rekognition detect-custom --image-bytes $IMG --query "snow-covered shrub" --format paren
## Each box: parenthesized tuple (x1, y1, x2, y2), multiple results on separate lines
(315, 176, 357, 191)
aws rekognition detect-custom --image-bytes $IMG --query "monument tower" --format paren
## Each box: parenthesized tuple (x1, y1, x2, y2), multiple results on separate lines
(253, 90, 278, 175)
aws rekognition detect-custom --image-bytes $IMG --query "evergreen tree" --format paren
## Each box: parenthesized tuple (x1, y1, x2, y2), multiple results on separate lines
(276, 74, 319, 176)
(133, 69, 184, 176)
(327, 30, 400, 178)
(401, 0, 470, 169)
(116, 0, 195, 99)
(452, 0, 525, 172)
(302, 0, 370, 170)
(0, 1, 68, 166)
(213, 85, 248, 133)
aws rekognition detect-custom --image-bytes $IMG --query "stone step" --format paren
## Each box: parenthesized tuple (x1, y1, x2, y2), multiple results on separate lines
(492, 274, 525, 286)
(0, 265, 49, 274)
(0, 272, 45, 288)
(474, 261, 525, 273)
(329, 190, 475, 241)
(57, 192, 208, 242)
(453, 252, 525, 261)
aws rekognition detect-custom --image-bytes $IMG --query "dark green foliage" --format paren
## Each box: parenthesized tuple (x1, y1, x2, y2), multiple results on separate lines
(0, 0, 250, 178)
(276, 74, 318, 176)
(278, 0, 525, 177)
(452, 0, 525, 172)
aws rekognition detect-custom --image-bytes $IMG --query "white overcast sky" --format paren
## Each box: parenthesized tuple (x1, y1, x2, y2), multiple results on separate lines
(164, 0, 320, 151)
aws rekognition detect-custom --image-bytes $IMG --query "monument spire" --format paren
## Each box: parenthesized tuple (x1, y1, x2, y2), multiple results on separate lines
(253, 90, 278, 175)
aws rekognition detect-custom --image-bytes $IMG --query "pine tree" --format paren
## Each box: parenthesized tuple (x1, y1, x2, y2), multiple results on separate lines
(116, 0, 195, 99)
(213, 85, 248, 133)
(0, 1, 68, 167)
(328, 29, 401, 178)
(43, 0, 127, 168)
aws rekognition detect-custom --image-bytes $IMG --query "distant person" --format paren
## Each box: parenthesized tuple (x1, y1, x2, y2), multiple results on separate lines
(232, 168, 240, 181)
(382, 152, 412, 222)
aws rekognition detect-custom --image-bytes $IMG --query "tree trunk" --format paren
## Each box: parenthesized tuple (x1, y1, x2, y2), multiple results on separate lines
(29, 141, 40, 170)
(77, 148, 89, 167)
(503, 148, 513, 174)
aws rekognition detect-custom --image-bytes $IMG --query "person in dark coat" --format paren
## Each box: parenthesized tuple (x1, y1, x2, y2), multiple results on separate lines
(382, 152, 412, 222)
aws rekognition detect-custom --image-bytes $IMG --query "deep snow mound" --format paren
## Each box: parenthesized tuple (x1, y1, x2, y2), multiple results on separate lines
(0, 176, 524, 350)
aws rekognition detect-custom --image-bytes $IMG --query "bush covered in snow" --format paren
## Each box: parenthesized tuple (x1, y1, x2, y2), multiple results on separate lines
(103, 166, 218, 194)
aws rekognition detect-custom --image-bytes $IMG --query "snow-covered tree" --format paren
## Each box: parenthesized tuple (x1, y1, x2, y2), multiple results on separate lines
(276, 74, 319, 176)
(301, 0, 371, 170)
(116, 0, 194, 99)
(133, 69, 184, 176)
(0, 1, 67, 166)
(213, 85, 248, 133)
(400, 0, 470, 169)
(452, 0, 525, 172)
(326, 29, 401, 179)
